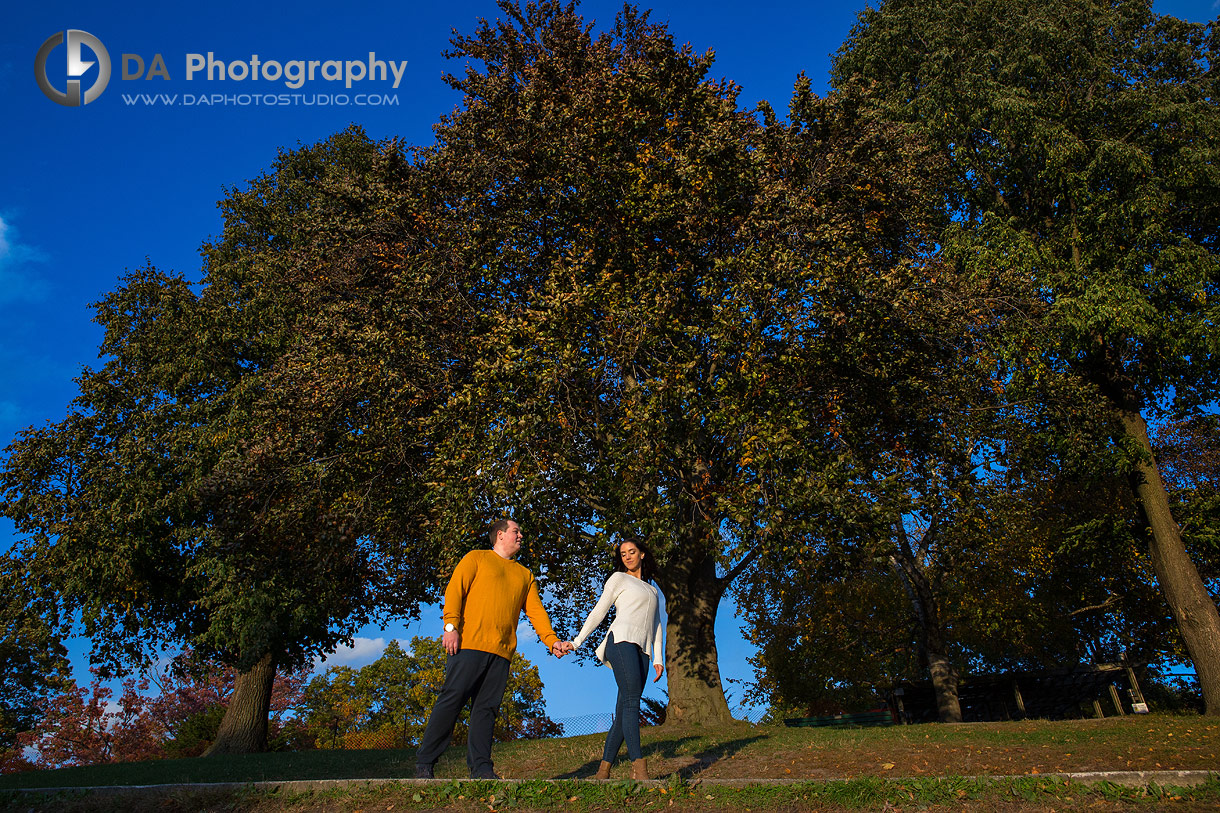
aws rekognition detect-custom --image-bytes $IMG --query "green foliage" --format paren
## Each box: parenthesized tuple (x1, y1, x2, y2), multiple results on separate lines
(832, 0, 1220, 495)
(299, 637, 559, 748)
(831, 0, 1220, 710)
(1140, 670, 1205, 714)
(1155, 413, 1220, 591)
(0, 127, 452, 681)
(0, 556, 70, 753)
(158, 705, 225, 759)
(415, 0, 957, 721)
(835, 0, 1220, 376)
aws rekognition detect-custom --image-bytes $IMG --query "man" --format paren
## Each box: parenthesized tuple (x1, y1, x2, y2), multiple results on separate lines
(414, 518, 571, 779)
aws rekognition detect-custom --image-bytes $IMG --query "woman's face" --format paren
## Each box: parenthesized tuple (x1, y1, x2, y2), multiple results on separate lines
(619, 542, 643, 573)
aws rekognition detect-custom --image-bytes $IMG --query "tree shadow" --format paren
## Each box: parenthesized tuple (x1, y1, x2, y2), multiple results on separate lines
(655, 734, 767, 779)
(551, 736, 699, 779)
(549, 734, 766, 779)
(552, 759, 604, 779)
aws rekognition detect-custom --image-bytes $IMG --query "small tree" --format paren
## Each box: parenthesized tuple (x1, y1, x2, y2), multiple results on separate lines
(299, 637, 559, 748)
(17, 675, 164, 769)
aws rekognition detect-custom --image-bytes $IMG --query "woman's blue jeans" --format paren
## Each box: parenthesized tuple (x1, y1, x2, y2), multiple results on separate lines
(602, 632, 649, 762)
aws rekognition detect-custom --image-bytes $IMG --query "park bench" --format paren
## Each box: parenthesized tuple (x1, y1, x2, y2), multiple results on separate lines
(783, 709, 895, 728)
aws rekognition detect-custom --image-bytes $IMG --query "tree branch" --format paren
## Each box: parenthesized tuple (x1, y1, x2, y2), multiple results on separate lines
(720, 545, 761, 588)
(1068, 594, 1120, 617)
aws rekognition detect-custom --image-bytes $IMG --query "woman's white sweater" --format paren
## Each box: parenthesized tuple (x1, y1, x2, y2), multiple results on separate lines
(571, 571, 665, 665)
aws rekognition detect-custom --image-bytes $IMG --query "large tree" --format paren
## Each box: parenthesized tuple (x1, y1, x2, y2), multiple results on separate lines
(422, 1, 949, 723)
(833, 0, 1220, 713)
(0, 128, 453, 752)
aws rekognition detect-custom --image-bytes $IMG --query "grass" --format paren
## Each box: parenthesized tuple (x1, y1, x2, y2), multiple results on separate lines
(2, 714, 1218, 811)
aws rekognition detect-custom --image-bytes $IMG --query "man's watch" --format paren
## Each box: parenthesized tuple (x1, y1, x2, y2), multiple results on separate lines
(444, 623, 456, 632)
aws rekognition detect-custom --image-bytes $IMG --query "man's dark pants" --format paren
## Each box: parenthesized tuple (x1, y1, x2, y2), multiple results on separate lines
(416, 649, 511, 777)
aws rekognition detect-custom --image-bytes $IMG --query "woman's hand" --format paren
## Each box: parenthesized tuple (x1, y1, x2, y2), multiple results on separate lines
(653, 663, 664, 683)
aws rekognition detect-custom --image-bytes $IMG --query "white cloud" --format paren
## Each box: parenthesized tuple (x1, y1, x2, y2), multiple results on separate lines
(0, 214, 48, 305)
(312, 636, 388, 672)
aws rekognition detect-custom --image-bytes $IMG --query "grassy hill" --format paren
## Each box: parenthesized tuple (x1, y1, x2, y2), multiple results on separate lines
(2, 714, 1217, 811)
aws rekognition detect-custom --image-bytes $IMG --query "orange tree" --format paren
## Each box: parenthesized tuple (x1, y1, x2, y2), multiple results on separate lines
(833, 0, 1220, 713)
(420, 1, 952, 724)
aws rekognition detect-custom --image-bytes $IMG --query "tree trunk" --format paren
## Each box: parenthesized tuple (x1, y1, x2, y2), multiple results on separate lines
(204, 653, 276, 755)
(1117, 407, 1220, 716)
(919, 588, 963, 723)
(926, 651, 962, 724)
(659, 548, 733, 726)
(891, 532, 962, 723)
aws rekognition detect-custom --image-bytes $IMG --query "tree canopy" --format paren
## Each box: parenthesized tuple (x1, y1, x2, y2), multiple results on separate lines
(416, 0, 956, 723)
(832, 0, 1220, 713)
(0, 127, 458, 751)
(6, 0, 1220, 751)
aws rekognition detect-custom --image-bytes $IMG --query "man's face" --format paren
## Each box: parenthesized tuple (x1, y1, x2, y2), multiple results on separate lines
(496, 521, 522, 558)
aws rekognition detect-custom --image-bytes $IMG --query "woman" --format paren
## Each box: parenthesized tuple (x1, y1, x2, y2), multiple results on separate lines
(567, 538, 665, 780)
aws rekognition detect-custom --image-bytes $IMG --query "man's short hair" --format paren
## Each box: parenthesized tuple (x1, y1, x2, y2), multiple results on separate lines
(487, 518, 515, 546)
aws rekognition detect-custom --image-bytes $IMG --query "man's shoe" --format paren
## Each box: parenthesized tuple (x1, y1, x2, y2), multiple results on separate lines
(471, 768, 502, 780)
(414, 764, 435, 779)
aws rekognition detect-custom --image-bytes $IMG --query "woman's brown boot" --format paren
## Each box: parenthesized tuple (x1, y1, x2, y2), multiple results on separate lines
(594, 760, 612, 780)
(631, 758, 648, 780)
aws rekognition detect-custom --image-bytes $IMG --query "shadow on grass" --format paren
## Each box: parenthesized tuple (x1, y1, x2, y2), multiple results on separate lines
(550, 734, 767, 780)
(663, 735, 767, 779)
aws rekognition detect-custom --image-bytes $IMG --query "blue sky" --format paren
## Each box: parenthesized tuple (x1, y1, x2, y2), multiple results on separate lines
(3, 0, 1217, 720)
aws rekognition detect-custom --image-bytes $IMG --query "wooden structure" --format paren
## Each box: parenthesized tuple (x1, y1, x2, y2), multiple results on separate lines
(887, 663, 1148, 723)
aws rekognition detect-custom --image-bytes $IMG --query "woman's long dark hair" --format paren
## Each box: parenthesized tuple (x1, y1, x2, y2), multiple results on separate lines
(610, 538, 658, 583)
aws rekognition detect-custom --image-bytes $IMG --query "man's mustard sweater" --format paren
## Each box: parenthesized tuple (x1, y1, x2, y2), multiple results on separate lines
(443, 549, 559, 660)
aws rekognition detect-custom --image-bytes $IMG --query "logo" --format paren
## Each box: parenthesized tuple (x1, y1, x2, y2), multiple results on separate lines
(35, 30, 111, 106)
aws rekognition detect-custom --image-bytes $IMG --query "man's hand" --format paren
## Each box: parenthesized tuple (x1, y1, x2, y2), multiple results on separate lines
(551, 641, 574, 658)
(443, 629, 460, 655)
(653, 663, 664, 683)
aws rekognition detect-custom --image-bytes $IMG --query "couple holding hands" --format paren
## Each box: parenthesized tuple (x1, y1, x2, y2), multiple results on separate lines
(413, 519, 664, 781)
